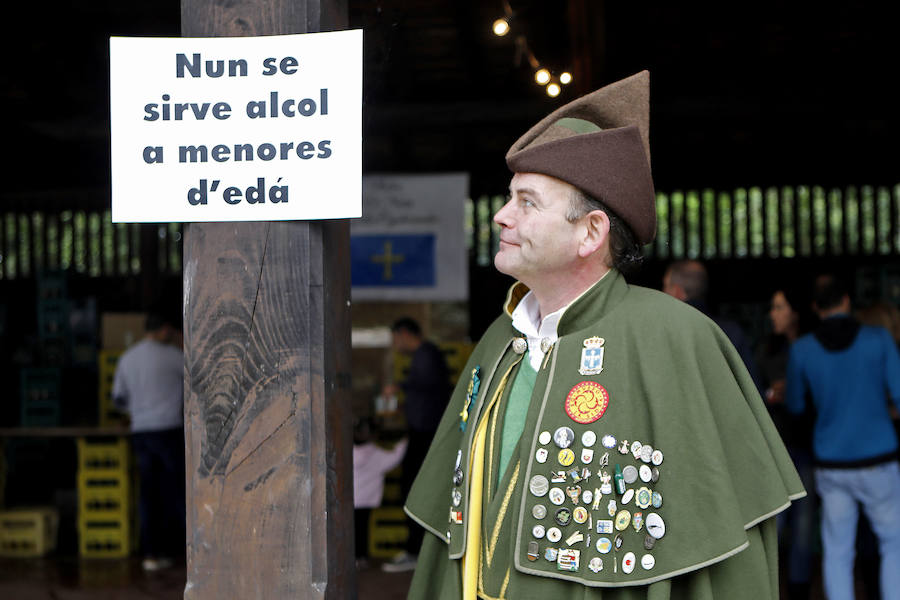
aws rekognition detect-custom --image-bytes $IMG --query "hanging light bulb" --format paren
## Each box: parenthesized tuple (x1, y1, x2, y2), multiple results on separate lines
(535, 68, 551, 85)
(546, 82, 561, 97)
(492, 18, 510, 36)
(560, 72, 572, 85)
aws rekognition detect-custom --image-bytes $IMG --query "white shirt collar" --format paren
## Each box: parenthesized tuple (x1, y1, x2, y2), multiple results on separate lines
(511, 291, 566, 371)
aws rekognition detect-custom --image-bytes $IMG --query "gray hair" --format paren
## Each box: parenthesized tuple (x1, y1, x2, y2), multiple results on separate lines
(567, 188, 644, 274)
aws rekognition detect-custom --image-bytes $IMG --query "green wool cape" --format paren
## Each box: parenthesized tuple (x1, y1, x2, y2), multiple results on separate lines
(405, 270, 805, 600)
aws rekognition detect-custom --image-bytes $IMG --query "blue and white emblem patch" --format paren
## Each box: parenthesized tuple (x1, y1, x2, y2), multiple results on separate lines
(579, 336, 605, 376)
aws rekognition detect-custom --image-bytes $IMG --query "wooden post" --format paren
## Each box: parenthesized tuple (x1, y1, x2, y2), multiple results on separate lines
(180, 2, 354, 598)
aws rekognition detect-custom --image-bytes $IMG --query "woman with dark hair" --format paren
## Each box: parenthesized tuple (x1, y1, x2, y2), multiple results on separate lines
(757, 285, 816, 600)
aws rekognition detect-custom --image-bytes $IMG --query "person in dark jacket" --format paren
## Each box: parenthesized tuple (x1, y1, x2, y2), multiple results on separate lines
(381, 317, 451, 572)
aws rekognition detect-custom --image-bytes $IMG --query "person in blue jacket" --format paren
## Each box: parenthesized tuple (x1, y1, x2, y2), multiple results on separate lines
(786, 274, 900, 600)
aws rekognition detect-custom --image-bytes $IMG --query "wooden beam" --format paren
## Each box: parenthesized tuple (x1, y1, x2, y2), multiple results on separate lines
(181, 2, 353, 599)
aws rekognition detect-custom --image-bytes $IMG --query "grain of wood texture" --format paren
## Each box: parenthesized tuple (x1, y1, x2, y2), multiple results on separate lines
(184, 220, 353, 599)
(180, 2, 352, 596)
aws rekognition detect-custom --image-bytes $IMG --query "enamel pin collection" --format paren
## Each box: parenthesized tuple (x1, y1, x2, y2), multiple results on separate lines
(447, 335, 667, 578)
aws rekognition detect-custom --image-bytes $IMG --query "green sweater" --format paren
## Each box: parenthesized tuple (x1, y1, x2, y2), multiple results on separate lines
(405, 270, 804, 599)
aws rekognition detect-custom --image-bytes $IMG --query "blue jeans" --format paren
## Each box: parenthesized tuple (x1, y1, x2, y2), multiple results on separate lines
(815, 461, 900, 600)
(778, 445, 816, 585)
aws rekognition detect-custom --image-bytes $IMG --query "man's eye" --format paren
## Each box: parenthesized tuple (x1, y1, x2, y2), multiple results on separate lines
(522, 198, 534, 208)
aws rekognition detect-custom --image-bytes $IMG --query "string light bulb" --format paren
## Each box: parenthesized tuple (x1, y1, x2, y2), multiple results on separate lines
(546, 82, 561, 97)
(560, 72, 572, 85)
(535, 68, 551, 85)
(492, 18, 510, 36)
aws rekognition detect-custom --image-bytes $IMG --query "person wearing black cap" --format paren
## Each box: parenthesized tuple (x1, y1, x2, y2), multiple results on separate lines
(403, 72, 804, 599)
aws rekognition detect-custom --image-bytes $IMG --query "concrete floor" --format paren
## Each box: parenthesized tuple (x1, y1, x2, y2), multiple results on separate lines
(0, 557, 414, 599)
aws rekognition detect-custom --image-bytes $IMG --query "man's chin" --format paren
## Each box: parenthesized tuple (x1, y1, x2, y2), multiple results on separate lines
(493, 253, 519, 279)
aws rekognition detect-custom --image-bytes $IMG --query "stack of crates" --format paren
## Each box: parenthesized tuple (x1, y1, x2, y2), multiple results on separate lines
(77, 437, 132, 558)
(20, 368, 62, 427)
(36, 272, 70, 367)
(0, 507, 59, 557)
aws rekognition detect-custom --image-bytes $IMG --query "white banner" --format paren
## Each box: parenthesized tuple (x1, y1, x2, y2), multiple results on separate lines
(109, 31, 362, 222)
(351, 174, 469, 301)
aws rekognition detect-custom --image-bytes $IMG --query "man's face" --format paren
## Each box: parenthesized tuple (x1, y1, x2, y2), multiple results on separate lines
(493, 173, 583, 285)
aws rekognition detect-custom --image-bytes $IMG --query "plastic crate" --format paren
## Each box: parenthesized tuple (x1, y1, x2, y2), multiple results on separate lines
(20, 368, 61, 427)
(368, 506, 408, 559)
(78, 517, 130, 558)
(0, 507, 59, 557)
(77, 438, 129, 473)
(78, 470, 130, 500)
(97, 351, 127, 427)
(37, 299, 69, 339)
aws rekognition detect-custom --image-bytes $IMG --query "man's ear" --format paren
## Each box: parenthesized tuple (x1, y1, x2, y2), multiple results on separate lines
(578, 210, 611, 259)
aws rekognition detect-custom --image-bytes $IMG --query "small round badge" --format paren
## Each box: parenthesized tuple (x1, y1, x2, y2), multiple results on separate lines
(451, 489, 462, 507)
(544, 547, 558, 561)
(532, 524, 546, 539)
(622, 465, 638, 484)
(596, 537, 612, 553)
(547, 527, 562, 543)
(555, 507, 572, 526)
(539, 430, 552, 445)
(651, 491, 663, 509)
(565, 382, 610, 424)
(644, 534, 656, 550)
(630, 440, 643, 458)
(572, 506, 588, 524)
(601, 434, 617, 449)
(651, 450, 664, 465)
(532, 504, 547, 519)
(615, 509, 631, 531)
(529, 475, 549, 497)
(582, 430, 597, 447)
(558, 448, 575, 467)
(646, 513, 666, 539)
(588, 557, 603, 573)
(535, 448, 549, 463)
(641, 554, 656, 570)
(636, 487, 652, 509)
(553, 427, 575, 449)
(582, 489, 594, 505)
(621, 488, 634, 505)
(640, 444, 653, 463)
(651, 467, 660, 483)
(549, 487, 565, 505)
(622, 551, 636, 574)
(639, 464, 652, 483)
(453, 468, 464, 486)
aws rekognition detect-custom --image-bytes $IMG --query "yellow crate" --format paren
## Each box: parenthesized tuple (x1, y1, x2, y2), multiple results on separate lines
(78, 470, 130, 499)
(98, 351, 128, 427)
(0, 507, 59, 557)
(79, 485, 130, 522)
(79, 517, 131, 558)
(77, 437, 130, 473)
(368, 506, 408, 559)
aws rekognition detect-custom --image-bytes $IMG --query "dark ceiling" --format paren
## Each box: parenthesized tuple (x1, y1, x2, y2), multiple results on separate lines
(1, 0, 896, 208)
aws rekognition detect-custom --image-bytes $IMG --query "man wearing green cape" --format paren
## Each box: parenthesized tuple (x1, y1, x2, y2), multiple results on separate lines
(404, 71, 805, 600)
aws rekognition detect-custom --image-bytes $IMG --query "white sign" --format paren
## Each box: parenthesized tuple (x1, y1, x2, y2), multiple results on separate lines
(109, 31, 362, 223)
(351, 173, 469, 301)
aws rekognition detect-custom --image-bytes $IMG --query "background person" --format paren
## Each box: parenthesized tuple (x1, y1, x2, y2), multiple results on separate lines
(786, 274, 900, 600)
(112, 310, 185, 572)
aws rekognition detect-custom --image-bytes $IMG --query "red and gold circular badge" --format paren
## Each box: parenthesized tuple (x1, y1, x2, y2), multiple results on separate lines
(564, 381, 609, 424)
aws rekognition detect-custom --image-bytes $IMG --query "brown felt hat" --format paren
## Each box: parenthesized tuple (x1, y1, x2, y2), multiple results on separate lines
(506, 70, 656, 244)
